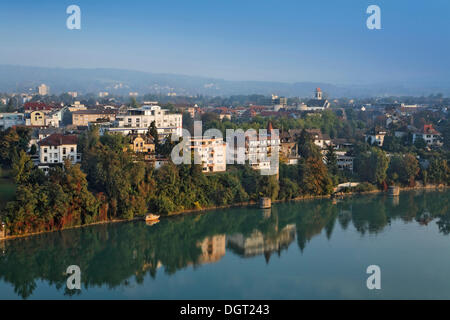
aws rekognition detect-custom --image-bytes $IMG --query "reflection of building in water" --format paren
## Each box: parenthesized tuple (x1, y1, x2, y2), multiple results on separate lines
(391, 196, 400, 206)
(262, 208, 272, 219)
(140, 261, 163, 273)
(227, 224, 296, 263)
(196, 235, 226, 265)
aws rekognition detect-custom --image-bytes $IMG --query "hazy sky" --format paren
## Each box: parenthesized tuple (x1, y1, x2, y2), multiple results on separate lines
(0, 0, 449, 85)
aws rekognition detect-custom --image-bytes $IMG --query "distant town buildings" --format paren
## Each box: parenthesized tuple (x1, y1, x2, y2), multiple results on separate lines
(300, 88, 331, 110)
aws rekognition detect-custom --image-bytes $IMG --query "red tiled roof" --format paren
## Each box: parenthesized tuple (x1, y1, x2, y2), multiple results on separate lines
(421, 124, 440, 135)
(72, 109, 116, 115)
(38, 134, 78, 146)
(24, 102, 56, 111)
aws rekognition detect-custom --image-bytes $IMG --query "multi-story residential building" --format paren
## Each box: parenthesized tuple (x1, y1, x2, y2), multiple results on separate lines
(110, 105, 182, 138)
(0, 113, 25, 130)
(38, 134, 80, 170)
(72, 109, 117, 126)
(336, 151, 354, 172)
(189, 136, 227, 173)
(413, 124, 442, 147)
(242, 122, 280, 174)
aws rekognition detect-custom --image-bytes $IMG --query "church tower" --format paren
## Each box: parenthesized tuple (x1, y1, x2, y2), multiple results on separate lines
(315, 88, 322, 100)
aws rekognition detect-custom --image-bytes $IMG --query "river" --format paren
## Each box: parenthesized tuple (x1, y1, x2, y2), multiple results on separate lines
(0, 190, 449, 299)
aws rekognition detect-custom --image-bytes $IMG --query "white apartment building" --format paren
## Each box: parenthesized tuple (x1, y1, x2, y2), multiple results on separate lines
(38, 134, 81, 166)
(111, 105, 182, 138)
(237, 123, 280, 174)
(0, 113, 25, 130)
(189, 136, 227, 173)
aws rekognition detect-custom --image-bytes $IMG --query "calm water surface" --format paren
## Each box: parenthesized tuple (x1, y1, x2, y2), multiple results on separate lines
(0, 190, 449, 299)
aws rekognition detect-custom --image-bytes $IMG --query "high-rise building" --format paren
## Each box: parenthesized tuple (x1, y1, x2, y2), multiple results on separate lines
(37, 84, 49, 96)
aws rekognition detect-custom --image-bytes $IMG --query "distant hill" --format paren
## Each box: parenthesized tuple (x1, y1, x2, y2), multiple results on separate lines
(0, 65, 448, 98)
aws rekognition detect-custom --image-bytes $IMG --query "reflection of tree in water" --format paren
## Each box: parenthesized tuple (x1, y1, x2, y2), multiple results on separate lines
(0, 190, 448, 299)
(294, 201, 338, 252)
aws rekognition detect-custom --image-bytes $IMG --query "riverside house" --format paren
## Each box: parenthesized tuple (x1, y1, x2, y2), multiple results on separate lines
(37, 133, 81, 173)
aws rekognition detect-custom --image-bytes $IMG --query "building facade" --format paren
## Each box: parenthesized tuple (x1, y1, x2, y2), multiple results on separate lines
(0, 113, 25, 130)
(413, 124, 442, 147)
(189, 136, 227, 173)
(112, 105, 182, 138)
(38, 134, 80, 167)
(72, 109, 117, 126)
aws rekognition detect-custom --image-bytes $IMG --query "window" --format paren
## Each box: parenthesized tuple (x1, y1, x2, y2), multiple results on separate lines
(63, 148, 67, 155)
(44, 156, 48, 162)
(44, 148, 48, 153)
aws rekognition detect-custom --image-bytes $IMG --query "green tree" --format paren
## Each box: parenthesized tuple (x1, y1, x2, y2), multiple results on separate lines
(324, 144, 338, 175)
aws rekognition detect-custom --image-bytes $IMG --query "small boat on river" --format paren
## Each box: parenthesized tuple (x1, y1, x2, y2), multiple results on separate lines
(145, 214, 160, 222)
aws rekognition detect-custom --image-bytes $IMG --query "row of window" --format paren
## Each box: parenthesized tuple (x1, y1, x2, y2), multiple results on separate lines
(43, 147, 75, 154)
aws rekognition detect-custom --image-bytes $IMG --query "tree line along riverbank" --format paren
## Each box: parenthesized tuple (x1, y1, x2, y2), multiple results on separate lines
(0, 126, 449, 238)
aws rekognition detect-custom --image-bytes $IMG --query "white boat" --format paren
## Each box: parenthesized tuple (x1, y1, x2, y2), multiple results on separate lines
(145, 214, 160, 222)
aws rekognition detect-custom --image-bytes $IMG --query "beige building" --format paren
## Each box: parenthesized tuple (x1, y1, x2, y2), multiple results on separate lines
(68, 101, 87, 112)
(72, 109, 116, 126)
(27, 111, 46, 126)
(125, 134, 155, 154)
(196, 235, 226, 265)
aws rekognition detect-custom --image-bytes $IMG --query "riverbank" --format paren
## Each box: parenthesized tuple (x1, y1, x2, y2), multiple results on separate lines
(1, 184, 448, 242)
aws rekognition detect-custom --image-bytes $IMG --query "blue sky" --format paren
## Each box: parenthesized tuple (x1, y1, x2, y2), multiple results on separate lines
(0, 0, 449, 85)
